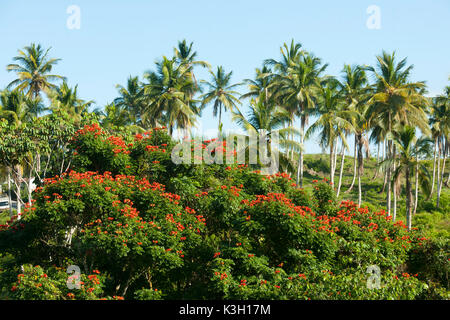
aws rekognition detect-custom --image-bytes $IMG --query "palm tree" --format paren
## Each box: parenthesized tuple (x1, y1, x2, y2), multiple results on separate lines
(6, 43, 65, 99)
(0, 90, 33, 217)
(434, 83, 450, 190)
(306, 78, 355, 187)
(49, 82, 94, 123)
(268, 50, 328, 187)
(143, 56, 197, 135)
(339, 64, 370, 194)
(390, 126, 432, 230)
(241, 65, 274, 104)
(231, 91, 300, 174)
(264, 40, 304, 75)
(430, 92, 450, 208)
(366, 51, 430, 217)
(98, 102, 135, 129)
(174, 39, 210, 88)
(199, 66, 242, 133)
(0, 90, 30, 124)
(264, 40, 304, 163)
(114, 76, 145, 126)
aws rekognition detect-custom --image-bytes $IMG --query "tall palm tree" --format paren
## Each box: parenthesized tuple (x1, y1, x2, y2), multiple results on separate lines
(174, 39, 210, 88)
(114, 76, 145, 126)
(0, 90, 29, 124)
(339, 64, 370, 194)
(390, 126, 431, 230)
(264, 40, 304, 163)
(199, 66, 242, 133)
(434, 83, 450, 190)
(6, 43, 65, 99)
(97, 102, 134, 129)
(306, 78, 356, 186)
(49, 82, 94, 123)
(269, 50, 328, 187)
(232, 92, 300, 174)
(143, 56, 197, 136)
(430, 92, 450, 208)
(241, 65, 274, 104)
(366, 51, 430, 217)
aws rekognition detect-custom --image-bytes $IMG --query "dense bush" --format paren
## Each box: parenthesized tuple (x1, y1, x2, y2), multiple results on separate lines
(0, 124, 448, 300)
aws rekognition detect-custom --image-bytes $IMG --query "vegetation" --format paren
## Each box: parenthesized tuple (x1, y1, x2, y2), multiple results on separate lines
(0, 41, 448, 300)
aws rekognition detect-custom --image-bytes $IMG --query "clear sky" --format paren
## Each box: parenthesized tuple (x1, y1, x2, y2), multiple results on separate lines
(0, 0, 449, 154)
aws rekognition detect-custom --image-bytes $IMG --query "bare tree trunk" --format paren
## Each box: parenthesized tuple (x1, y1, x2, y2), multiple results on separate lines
(28, 169, 33, 207)
(13, 165, 22, 219)
(393, 145, 397, 221)
(346, 135, 357, 193)
(337, 143, 346, 197)
(436, 139, 442, 209)
(330, 140, 335, 185)
(386, 140, 392, 216)
(296, 117, 305, 187)
(406, 166, 412, 231)
(429, 136, 438, 198)
(7, 167, 13, 217)
(357, 135, 363, 206)
(333, 142, 338, 177)
(358, 162, 362, 206)
(439, 139, 447, 194)
(413, 159, 419, 215)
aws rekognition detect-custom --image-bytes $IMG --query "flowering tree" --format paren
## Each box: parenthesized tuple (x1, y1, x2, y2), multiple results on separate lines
(0, 123, 447, 300)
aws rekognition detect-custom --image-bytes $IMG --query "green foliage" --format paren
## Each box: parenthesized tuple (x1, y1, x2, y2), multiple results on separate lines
(0, 125, 448, 300)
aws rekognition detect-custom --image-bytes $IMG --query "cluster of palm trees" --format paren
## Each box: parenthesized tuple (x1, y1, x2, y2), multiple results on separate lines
(1, 41, 449, 230)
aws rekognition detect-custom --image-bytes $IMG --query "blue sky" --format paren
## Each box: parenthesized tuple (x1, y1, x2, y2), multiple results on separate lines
(0, 0, 449, 154)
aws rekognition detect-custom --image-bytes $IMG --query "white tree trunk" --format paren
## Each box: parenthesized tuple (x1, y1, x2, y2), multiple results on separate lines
(436, 140, 441, 209)
(386, 141, 392, 216)
(439, 140, 447, 194)
(392, 146, 397, 221)
(337, 144, 346, 197)
(430, 137, 437, 197)
(7, 168, 13, 217)
(413, 160, 419, 215)
(346, 135, 357, 193)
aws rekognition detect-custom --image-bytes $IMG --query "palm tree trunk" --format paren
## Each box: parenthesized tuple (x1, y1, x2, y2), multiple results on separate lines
(296, 116, 305, 187)
(373, 142, 380, 179)
(337, 143, 346, 197)
(439, 139, 447, 194)
(437, 139, 442, 209)
(380, 140, 388, 193)
(218, 106, 222, 134)
(357, 134, 363, 206)
(333, 142, 338, 178)
(406, 166, 412, 231)
(429, 136, 438, 198)
(386, 140, 392, 216)
(413, 159, 419, 215)
(358, 161, 362, 206)
(330, 141, 335, 185)
(346, 135, 357, 193)
(393, 145, 397, 221)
